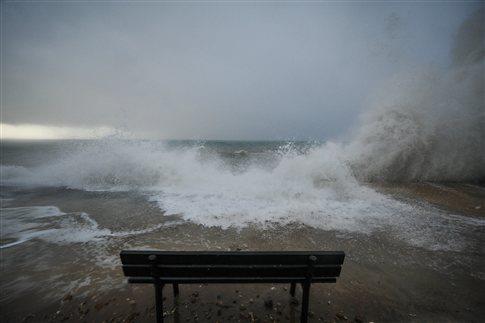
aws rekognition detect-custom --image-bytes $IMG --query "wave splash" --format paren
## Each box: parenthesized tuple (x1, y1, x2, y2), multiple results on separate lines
(348, 61, 484, 182)
(3, 140, 484, 251)
(1, 139, 406, 234)
(348, 8, 484, 182)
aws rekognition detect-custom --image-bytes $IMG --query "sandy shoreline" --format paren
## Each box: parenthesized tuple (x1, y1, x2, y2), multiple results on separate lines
(373, 182, 485, 218)
(1, 183, 484, 322)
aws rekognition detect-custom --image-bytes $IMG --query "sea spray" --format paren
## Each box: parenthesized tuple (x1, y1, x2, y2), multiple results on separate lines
(347, 8, 484, 182)
(347, 61, 484, 182)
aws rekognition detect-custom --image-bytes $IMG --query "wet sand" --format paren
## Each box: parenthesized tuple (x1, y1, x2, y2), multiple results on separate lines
(1, 184, 484, 322)
(374, 182, 485, 218)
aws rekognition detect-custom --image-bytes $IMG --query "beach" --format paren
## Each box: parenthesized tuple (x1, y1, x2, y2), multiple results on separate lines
(1, 177, 484, 322)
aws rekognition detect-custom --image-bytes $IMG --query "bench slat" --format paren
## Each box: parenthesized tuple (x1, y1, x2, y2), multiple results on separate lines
(120, 250, 345, 266)
(127, 277, 338, 284)
(122, 264, 341, 278)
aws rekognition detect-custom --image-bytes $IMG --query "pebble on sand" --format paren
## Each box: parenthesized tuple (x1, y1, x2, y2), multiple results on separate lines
(62, 294, 73, 302)
(336, 312, 348, 320)
(264, 299, 274, 309)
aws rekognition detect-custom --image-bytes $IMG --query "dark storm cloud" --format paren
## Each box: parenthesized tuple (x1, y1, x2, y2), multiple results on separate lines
(2, 2, 481, 139)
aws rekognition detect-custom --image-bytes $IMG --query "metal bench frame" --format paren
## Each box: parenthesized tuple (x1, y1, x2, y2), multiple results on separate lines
(120, 250, 345, 323)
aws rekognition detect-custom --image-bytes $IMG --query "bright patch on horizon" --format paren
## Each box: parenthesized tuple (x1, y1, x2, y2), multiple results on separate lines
(1, 123, 116, 140)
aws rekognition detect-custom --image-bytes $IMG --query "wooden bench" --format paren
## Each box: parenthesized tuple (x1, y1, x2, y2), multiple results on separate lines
(120, 250, 345, 323)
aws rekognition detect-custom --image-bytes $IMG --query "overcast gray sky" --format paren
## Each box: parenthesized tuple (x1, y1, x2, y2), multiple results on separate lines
(1, 1, 482, 140)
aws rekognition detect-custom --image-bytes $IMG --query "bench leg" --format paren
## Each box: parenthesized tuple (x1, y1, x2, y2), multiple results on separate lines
(290, 282, 296, 297)
(173, 283, 179, 297)
(154, 283, 164, 323)
(300, 282, 311, 323)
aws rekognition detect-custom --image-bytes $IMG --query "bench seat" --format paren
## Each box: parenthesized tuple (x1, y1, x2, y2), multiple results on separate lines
(120, 250, 345, 323)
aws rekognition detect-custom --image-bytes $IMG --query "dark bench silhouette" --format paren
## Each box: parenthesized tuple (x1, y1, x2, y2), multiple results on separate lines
(120, 250, 345, 323)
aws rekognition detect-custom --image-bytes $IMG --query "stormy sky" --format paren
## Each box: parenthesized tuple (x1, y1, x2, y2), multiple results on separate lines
(1, 2, 482, 140)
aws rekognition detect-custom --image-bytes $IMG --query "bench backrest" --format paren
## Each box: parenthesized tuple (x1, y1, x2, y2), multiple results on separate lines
(121, 251, 345, 283)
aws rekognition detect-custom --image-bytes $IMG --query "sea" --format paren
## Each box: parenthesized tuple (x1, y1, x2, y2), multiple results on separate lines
(1, 138, 484, 249)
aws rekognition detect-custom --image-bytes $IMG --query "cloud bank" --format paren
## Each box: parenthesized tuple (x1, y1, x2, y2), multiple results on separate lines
(2, 2, 481, 139)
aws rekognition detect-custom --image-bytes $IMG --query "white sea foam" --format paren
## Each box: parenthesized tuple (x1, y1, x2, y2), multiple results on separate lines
(0, 141, 397, 231)
(0, 206, 174, 249)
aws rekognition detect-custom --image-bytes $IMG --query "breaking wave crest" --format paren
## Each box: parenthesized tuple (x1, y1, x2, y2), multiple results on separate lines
(0, 140, 392, 230)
